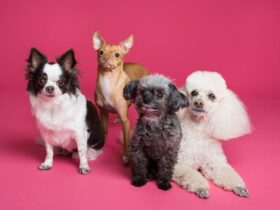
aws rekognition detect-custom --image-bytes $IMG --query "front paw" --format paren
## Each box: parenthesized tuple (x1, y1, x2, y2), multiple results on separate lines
(79, 165, 90, 175)
(38, 163, 52, 170)
(132, 176, 147, 187)
(195, 188, 210, 199)
(157, 181, 172, 191)
(233, 186, 249, 197)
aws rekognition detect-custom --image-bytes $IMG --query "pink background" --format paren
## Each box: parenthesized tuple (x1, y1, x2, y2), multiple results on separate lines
(0, 0, 280, 209)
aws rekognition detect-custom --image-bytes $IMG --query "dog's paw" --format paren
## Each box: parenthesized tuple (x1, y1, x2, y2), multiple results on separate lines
(157, 181, 172, 191)
(233, 186, 249, 198)
(79, 166, 90, 175)
(38, 163, 52, 170)
(132, 177, 147, 187)
(122, 155, 130, 166)
(195, 188, 210, 199)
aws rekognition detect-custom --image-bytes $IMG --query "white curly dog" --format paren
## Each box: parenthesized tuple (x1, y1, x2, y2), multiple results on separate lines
(173, 71, 251, 198)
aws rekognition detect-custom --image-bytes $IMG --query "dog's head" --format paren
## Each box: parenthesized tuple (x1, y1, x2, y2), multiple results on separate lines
(184, 71, 251, 140)
(92, 31, 133, 70)
(25, 48, 79, 99)
(124, 74, 188, 118)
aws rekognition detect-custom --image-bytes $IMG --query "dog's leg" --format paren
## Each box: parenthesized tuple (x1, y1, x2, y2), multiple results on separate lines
(76, 134, 90, 175)
(130, 150, 148, 187)
(156, 155, 177, 191)
(38, 142, 54, 170)
(100, 108, 109, 136)
(117, 107, 130, 165)
(173, 162, 210, 198)
(203, 162, 248, 197)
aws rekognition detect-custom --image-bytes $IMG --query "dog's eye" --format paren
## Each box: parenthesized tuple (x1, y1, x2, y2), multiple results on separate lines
(99, 51, 104, 56)
(208, 93, 216, 100)
(57, 80, 64, 86)
(115, 53, 120, 58)
(191, 90, 198, 97)
(157, 92, 163, 98)
(38, 78, 46, 85)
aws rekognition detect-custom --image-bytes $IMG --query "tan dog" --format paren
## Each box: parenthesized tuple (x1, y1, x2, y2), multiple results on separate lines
(92, 32, 148, 164)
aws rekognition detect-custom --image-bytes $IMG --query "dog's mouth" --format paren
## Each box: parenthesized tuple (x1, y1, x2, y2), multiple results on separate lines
(44, 93, 55, 98)
(137, 104, 158, 115)
(100, 61, 116, 68)
(192, 107, 207, 114)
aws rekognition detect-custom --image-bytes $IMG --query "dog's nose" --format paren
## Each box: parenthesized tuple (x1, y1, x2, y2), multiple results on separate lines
(194, 99, 204, 108)
(142, 91, 152, 104)
(46, 86, 55, 94)
(104, 56, 109, 62)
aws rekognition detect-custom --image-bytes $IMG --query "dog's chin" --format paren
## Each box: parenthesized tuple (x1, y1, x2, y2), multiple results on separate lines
(190, 107, 208, 117)
(100, 62, 118, 69)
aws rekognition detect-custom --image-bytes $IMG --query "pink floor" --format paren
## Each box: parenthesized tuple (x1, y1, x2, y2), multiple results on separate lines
(1, 0, 280, 209)
(0, 90, 279, 210)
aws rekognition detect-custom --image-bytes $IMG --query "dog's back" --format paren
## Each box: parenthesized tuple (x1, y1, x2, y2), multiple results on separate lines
(123, 63, 148, 80)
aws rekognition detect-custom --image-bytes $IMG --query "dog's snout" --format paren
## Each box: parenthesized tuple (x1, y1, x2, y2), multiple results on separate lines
(142, 91, 153, 104)
(103, 55, 109, 62)
(194, 99, 204, 108)
(46, 86, 55, 94)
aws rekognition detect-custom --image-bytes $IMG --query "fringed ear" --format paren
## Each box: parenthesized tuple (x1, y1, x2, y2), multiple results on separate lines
(57, 49, 78, 75)
(123, 79, 139, 101)
(206, 89, 251, 140)
(27, 48, 47, 72)
(119, 35, 133, 54)
(168, 84, 189, 112)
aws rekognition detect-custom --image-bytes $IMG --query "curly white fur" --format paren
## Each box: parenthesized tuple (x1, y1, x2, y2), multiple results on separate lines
(173, 71, 251, 198)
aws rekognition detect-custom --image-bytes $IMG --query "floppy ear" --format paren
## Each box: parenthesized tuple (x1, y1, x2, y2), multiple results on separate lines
(27, 48, 47, 72)
(57, 49, 77, 74)
(206, 89, 251, 140)
(168, 84, 189, 112)
(93, 31, 105, 50)
(119, 35, 133, 54)
(123, 79, 139, 101)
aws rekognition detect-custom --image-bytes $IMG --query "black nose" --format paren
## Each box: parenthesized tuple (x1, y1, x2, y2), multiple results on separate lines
(46, 86, 55, 94)
(194, 99, 204, 108)
(142, 92, 152, 104)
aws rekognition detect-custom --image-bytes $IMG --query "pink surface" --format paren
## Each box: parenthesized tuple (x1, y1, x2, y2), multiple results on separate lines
(0, 0, 280, 209)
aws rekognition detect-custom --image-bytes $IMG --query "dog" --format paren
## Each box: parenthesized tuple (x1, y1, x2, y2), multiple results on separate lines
(123, 74, 189, 190)
(92, 32, 148, 164)
(25, 48, 105, 174)
(173, 71, 251, 198)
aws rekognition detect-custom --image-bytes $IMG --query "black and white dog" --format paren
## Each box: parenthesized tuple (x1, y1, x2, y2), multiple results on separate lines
(25, 48, 104, 174)
(123, 74, 189, 190)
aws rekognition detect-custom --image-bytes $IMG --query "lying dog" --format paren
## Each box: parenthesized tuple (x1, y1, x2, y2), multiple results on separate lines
(25, 48, 104, 174)
(93, 32, 148, 164)
(173, 71, 251, 198)
(124, 74, 188, 190)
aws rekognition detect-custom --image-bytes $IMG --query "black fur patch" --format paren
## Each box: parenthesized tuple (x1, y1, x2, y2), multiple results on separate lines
(86, 100, 105, 150)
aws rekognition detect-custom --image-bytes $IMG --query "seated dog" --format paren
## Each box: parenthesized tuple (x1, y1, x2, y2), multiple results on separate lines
(123, 74, 188, 190)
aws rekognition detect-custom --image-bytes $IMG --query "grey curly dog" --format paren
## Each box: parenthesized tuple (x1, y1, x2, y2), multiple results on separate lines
(123, 74, 189, 190)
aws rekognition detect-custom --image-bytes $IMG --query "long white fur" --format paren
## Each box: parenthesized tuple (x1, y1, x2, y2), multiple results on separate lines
(29, 64, 101, 172)
(173, 71, 251, 198)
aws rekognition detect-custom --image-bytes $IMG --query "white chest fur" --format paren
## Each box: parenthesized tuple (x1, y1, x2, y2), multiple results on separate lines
(99, 74, 113, 106)
(29, 90, 88, 150)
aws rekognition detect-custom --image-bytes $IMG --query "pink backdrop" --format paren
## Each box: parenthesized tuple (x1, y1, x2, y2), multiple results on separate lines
(0, 0, 280, 209)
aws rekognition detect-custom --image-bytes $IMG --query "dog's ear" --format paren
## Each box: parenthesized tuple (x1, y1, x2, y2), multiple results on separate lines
(119, 35, 133, 54)
(206, 89, 252, 140)
(57, 49, 77, 74)
(93, 31, 105, 50)
(168, 83, 189, 112)
(27, 48, 47, 72)
(123, 79, 139, 101)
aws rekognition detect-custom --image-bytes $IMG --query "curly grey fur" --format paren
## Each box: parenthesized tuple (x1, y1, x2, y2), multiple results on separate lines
(124, 74, 188, 190)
